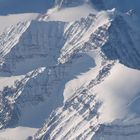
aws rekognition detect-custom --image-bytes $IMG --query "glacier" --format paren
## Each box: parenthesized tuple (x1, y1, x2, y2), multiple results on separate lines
(0, 0, 140, 140)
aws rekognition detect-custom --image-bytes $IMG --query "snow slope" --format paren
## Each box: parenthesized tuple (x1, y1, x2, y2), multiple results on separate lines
(0, 0, 140, 140)
(33, 61, 140, 140)
(46, 4, 97, 22)
(0, 13, 38, 33)
(0, 0, 55, 33)
(0, 127, 37, 140)
(93, 63, 140, 123)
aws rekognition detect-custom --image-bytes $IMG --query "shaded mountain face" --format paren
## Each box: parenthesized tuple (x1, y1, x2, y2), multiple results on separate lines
(91, 0, 140, 17)
(102, 14, 140, 70)
(55, 0, 87, 7)
(0, 0, 140, 140)
(0, 0, 54, 15)
(1, 0, 139, 15)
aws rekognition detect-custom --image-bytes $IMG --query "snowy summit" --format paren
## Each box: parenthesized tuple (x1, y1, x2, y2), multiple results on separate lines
(0, 0, 140, 140)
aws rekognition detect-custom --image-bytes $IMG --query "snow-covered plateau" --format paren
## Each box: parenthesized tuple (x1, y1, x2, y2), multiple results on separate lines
(0, 0, 140, 140)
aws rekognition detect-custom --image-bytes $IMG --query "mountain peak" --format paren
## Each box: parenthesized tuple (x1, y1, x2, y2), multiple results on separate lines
(0, 1, 140, 140)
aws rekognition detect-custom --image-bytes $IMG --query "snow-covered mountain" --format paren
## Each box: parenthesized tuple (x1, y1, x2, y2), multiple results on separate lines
(0, 0, 140, 140)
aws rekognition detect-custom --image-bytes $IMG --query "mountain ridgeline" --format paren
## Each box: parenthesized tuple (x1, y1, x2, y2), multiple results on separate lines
(0, 0, 140, 140)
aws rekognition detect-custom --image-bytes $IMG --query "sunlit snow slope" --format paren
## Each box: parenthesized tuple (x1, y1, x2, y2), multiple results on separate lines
(0, 0, 140, 140)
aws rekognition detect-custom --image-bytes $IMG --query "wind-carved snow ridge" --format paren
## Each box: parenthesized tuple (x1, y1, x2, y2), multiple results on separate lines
(0, 1, 140, 140)
(39, 0, 97, 22)
(0, 20, 66, 128)
(0, 67, 45, 129)
(0, 10, 109, 129)
(33, 60, 115, 140)
(0, 22, 30, 64)
(32, 9, 140, 140)
(0, 9, 113, 74)
(31, 10, 117, 140)
(0, 6, 114, 131)
(0, 20, 66, 75)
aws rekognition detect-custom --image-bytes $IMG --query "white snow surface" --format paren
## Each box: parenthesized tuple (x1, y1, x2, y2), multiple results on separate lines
(46, 4, 97, 22)
(0, 75, 24, 90)
(0, 1, 140, 140)
(0, 13, 38, 33)
(93, 62, 140, 123)
(0, 127, 37, 140)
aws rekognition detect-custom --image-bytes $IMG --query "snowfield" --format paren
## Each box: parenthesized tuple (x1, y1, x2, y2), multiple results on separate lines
(46, 4, 97, 22)
(0, 0, 140, 140)
(0, 13, 39, 33)
(93, 63, 140, 123)
(0, 127, 37, 140)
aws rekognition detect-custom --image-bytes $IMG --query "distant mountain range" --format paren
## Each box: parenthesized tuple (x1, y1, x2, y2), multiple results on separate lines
(0, 0, 140, 140)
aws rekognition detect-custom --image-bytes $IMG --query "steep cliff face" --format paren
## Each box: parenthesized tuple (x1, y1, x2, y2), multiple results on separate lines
(0, 20, 65, 128)
(32, 7, 140, 140)
(102, 13, 140, 70)
(0, 1, 140, 140)
(91, 0, 140, 15)
(0, 21, 66, 74)
(0, 10, 110, 129)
